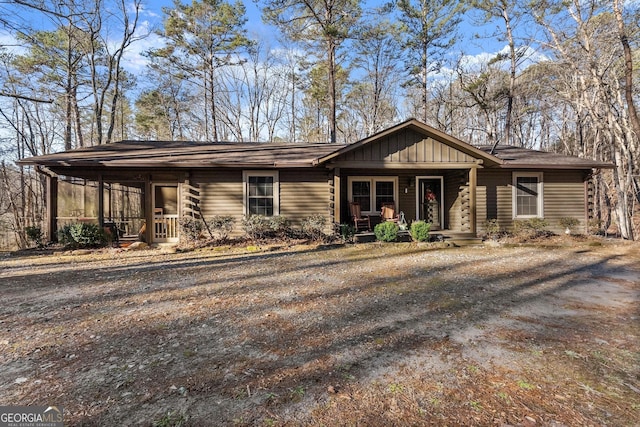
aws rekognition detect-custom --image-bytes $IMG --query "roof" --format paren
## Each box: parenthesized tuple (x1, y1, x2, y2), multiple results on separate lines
(18, 120, 612, 171)
(19, 141, 346, 169)
(478, 145, 614, 169)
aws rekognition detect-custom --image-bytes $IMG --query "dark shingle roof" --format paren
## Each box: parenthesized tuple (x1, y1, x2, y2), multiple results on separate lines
(478, 145, 613, 169)
(20, 141, 347, 168)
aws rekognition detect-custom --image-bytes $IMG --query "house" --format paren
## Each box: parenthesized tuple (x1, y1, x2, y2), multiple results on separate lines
(19, 119, 612, 244)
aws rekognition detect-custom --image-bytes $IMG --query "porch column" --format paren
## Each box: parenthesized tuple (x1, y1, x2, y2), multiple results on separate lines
(98, 175, 104, 227)
(469, 166, 477, 235)
(144, 175, 153, 243)
(333, 168, 341, 225)
(46, 174, 58, 243)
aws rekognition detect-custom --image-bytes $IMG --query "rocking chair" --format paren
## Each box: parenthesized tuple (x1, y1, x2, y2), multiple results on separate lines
(350, 202, 371, 232)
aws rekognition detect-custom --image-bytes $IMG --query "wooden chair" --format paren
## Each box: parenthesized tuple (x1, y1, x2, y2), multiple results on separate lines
(349, 202, 371, 232)
(380, 203, 399, 223)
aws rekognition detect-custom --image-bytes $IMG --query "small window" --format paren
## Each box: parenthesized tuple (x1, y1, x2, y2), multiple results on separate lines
(375, 181, 395, 211)
(513, 172, 543, 218)
(352, 181, 371, 212)
(244, 171, 279, 216)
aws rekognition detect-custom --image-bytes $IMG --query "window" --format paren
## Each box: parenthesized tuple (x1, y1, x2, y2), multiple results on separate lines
(348, 177, 398, 214)
(513, 172, 543, 218)
(375, 181, 395, 211)
(244, 171, 279, 216)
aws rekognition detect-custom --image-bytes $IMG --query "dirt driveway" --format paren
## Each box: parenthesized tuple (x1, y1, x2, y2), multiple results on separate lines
(0, 238, 639, 426)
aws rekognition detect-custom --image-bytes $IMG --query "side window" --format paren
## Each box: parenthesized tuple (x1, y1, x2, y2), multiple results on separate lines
(244, 171, 279, 216)
(513, 172, 543, 218)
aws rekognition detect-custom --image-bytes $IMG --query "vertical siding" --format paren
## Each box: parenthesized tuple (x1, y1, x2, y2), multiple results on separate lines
(342, 129, 476, 164)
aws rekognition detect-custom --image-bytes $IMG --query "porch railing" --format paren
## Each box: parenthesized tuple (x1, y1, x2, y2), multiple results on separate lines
(154, 214, 179, 241)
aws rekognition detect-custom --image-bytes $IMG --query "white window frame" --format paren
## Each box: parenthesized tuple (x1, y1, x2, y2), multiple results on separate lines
(512, 172, 544, 219)
(243, 170, 279, 216)
(347, 176, 399, 215)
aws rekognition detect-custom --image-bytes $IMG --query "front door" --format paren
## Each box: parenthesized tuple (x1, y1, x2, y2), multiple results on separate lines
(153, 184, 179, 242)
(417, 177, 443, 230)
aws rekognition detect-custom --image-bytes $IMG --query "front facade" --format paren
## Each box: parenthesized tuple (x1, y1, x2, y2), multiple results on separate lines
(21, 120, 610, 244)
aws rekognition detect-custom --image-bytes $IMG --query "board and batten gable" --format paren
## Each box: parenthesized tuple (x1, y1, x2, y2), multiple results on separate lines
(332, 128, 480, 166)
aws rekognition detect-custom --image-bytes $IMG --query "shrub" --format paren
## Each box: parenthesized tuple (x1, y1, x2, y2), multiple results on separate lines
(301, 214, 326, 241)
(25, 226, 44, 248)
(338, 223, 355, 242)
(410, 220, 431, 242)
(483, 218, 500, 238)
(242, 215, 271, 241)
(513, 218, 550, 239)
(559, 217, 580, 234)
(269, 215, 289, 236)
(374, 221, 399, 242)
(179, 216, 204, 242)
(206, 215, 235, 241)
(58, 223, 108, 248)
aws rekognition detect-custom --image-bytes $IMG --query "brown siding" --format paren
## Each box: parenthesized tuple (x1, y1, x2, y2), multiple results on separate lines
(544, 170, 587, 233)
(280, 169, 332, 229)
(190, 170, 244, 236)
(476, 169, 587, 234)
(477, 170, 512, 233)
(191, 168, 333, 235)
(341, 129, 477, 164)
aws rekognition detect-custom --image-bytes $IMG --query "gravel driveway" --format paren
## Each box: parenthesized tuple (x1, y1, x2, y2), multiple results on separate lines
(0, 238, 638, 426)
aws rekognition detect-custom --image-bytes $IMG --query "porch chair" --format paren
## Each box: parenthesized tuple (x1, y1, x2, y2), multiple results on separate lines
(349, 202, 371, 232)
(380, 203, 399, 223)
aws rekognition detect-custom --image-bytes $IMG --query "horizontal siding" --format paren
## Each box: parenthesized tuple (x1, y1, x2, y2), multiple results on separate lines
(190, 170, 244, 236)
(477, 170, 513, 233)
(476, 169, 586, 234)
(544, 171, 586, 233)
(280, 169, 331, 229)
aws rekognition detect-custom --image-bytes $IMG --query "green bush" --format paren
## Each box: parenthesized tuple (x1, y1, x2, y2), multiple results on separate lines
(206, 215, 235, 241)
(301, 214, 326, 241)
(338, 223, 355, 242)
(25, 226, 44, 248)
(374, 221, 399, 242)
(58, 223, 108, 248)
(179, 216, 204, 242)
(410, 220, 431, 242)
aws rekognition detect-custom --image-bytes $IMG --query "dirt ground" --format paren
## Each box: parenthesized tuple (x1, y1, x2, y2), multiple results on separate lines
(0, 237, 639, 426)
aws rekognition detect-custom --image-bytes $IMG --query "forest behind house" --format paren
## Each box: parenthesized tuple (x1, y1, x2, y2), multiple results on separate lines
(0, 0, 638, 249)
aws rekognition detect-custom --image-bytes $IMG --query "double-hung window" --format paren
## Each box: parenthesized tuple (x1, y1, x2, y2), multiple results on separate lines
(244, 171, 279, 216)
(513, 172, 543, 218)
(348, 177, 398, 215)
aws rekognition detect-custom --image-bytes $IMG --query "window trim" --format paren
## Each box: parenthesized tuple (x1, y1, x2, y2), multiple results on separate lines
(347, 176, 399, 215)
(512, 172, 544, 219)
(243, 170, 279, 216)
